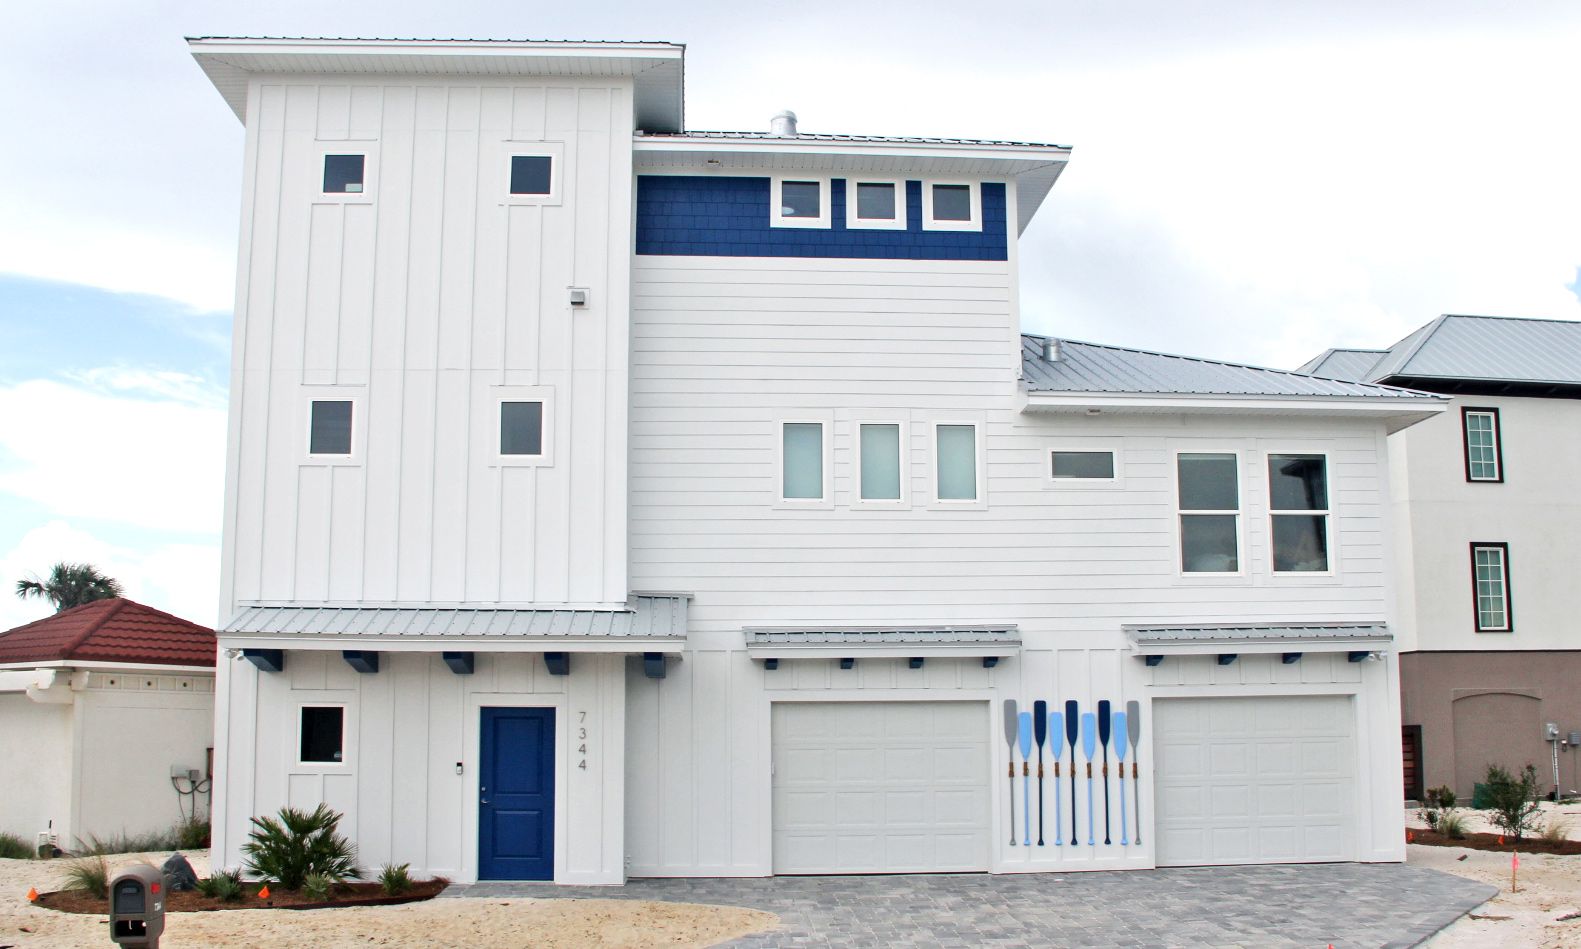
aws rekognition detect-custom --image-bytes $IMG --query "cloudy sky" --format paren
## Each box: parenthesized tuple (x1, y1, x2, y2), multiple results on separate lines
(2, 1, 1579, 629)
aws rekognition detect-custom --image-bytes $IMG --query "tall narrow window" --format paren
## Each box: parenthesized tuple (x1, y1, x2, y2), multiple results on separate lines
(1268, 454, 1330, 572)
(1462, 408, 1502, 482)
(308, 400, 354, 456)
(1177, 452, 1239, 572)
(322, 154, 365, 194)
(859, 423, 903, 501)
(781, 422, 824, 500)
(935, 424, 978, 501)
(500, 401, 544, 456)
(1471, 543, 1512, 631)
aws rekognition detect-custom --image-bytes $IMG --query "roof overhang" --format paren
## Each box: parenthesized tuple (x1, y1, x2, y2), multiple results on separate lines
(1021, 391, 1447, 433)
(633, 136, 1069, 234)
(1125, 623, 1392, 658)
(218, 634, 686, 655)
(0, 660, 215, 674)
(187, 37, 685, 132)
(744, 625, 1020, 660)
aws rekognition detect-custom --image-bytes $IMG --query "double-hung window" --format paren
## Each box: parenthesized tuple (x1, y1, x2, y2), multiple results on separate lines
(1462, 408, 1503, 482)
(1471, 543, 1512, 631)
(1177, 452, 1239, 572)
(1268, 454, 1330, 572)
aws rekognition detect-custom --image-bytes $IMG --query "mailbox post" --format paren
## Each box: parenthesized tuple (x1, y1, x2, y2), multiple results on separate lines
(108, 865, 166, 948)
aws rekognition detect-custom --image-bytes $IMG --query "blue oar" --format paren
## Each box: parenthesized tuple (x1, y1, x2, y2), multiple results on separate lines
(1003, 700, 1019, 846)
(1113, 710, 1130, 846)
(1064, 700, 1079, 845)
(1098, 700, 1112, 846)
(1018, 711, 1033, 847)
(1127, 699, 1143, 846)
(1048, 709, 1063, 846)
(1033, 700, 1048, 846)
(1081, 712, 1097, 846)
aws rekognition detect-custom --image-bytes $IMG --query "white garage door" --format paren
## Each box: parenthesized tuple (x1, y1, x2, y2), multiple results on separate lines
(1154, 695, 1357, 866)
(772, 702, 990, 874)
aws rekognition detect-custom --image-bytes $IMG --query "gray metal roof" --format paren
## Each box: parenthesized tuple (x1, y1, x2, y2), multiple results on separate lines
(1022, 336, 1437, 400)
(1294, 348, 1386, 382)
(744, 625, 1019, 647)
(641, 130, 1071, 150)
(223, 595, 687, 639)
(1125, 623, 1389, 644)
(1359, 315, 1581, 386)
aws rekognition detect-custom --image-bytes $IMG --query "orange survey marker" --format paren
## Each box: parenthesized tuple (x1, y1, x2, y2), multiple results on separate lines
(26, 887, 37, 902)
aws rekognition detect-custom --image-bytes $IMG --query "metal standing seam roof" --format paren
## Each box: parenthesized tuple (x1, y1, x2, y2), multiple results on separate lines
(1294, 348, 1388, 382)
(744, 626, 1019, 647)
(640, 130, 1071, 150)
(1361, 314, 1581, 386)
(1124, 624, 1390, 644)
(1022, 336, 1439, 399)
(222, 595, 688, 639)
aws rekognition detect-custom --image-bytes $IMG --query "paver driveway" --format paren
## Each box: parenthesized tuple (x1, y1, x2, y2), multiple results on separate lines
(445, 863, 1495, 948)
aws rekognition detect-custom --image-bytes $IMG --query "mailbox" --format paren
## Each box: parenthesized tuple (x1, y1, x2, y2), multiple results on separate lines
(108, 864, 166, 948)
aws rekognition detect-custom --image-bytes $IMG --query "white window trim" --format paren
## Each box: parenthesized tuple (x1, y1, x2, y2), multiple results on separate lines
(1266, 450, 1336, 577)
(301, 388, 366, 466)
(1463, 408, 1502, 482)
(775, 415, 834, 510)
(921, 179, 981, 231)
(315, 144, 378, 205)
(1471, 543, 1512, 632)
(929, 420, 987, 509)
(844, 179, 908, 231)
(1046, 440, 1124, 490)
(294, 701, 352, 770)
(853, 419, 911, 509)
(490, 385, 555, 468)
(770, 175, 831, 229)
(1173, 448, 1245, 578)
(500, 141, 566, 207)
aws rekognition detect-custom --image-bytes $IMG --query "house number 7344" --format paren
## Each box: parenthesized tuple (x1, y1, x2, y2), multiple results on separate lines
(578, 710, 588, 770)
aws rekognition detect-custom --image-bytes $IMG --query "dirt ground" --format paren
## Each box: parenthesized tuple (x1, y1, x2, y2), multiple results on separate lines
(0, 852, 778, 948)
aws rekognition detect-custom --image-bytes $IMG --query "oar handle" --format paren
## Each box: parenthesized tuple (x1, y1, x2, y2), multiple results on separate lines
(1022, 762, 1029, 776)
(1086, 762, 1092, 777)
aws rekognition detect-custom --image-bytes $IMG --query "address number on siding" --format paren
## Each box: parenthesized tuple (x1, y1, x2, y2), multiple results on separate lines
(578, 710, 588, 770)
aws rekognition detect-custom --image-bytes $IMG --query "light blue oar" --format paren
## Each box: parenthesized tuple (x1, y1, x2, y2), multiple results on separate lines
(1017, 711, 1033, 847)
(1113, 710, 1129, 846)
(1048, 709, 1064, 846)
(1081, 712, 1097, 847)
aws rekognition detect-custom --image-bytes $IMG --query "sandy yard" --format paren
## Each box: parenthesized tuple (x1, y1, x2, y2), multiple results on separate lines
(0, 851, 778, 948)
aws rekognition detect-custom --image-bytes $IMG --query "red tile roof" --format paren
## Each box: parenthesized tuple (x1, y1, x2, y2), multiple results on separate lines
(0, 598, 216, 668)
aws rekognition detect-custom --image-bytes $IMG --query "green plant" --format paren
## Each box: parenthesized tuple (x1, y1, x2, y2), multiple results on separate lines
(1484, 764, 1544, 841)
(14, 562, 123, 611)
(175, 818, 211, 850)
(1416, 784, 1459, 831)
(1539, 815, 1573, 845)
(1438, 811, 1469, 840)
(377, 862, 413, 896)
(241, 804, 359, 890)
(197, 869, 244, 901)
(0, 832, 32, 860)
(61, 856, 111, 898)
(300, 872, 335, 901)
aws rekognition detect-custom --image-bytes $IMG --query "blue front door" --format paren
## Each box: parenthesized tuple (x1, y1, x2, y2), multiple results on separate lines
(479, 707, 555, 880)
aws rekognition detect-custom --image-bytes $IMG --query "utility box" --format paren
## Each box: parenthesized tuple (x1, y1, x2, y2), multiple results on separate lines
(108, 864, 166, 947)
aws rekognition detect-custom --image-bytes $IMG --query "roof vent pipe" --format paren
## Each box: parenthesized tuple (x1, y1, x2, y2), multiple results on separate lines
(769, 110, 798, 137)
(1043, 339, 1060, 362)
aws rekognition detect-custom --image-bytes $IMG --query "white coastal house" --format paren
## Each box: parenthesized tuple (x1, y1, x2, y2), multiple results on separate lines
(191, 36, 1444, 884)
(1302, 315, 1581, 801)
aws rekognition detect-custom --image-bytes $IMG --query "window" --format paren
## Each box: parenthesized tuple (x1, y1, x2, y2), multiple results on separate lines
(935, 424, 978, 501)
(770, 175, 829, 228)
(308, 400, 354, 456)
(845, 180, 907, 230)
(322, 154, 365, 194)
(1052, 451, 1115, 480)
(781, 422, 825, 500)
(1268, 453, 1330, 572)
(1462, 407, 1503, 482)
(922, 180, 981, 231)
(510, 155, 553, 195)
(500, 401, 544, 456)
(858, 423, 904, 502)
(299, 706, 345, 764)
(1471, 543, 1512, 632)
(1177, 452, 1239, 573)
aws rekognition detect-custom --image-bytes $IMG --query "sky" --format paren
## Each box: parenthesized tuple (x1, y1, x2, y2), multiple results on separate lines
(1, 1, 1579, 629)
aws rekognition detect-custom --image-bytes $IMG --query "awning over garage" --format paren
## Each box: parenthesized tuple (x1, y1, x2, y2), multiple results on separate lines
(1125, 623, 1390, 661)
(744, 625, 1019, 661)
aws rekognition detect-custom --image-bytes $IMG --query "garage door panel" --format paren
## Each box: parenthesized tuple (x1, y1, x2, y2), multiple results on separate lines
(1210, 785, 1252, 818)
(1209, 742, 1251, 775)
(1158, 742, 1205, 776)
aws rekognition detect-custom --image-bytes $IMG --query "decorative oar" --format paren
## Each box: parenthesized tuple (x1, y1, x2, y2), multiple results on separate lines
(1098, 700, 1112, 846)
(1127, 699, 1142, 846)
(1064, 700, 1079, 845)
(1033, 700, 1048, 846)
(1018, 711, 1033, 847)
(1048, 708, 1063, 847)
(1003, 700, 1019, 846)
(1113, 710, 1129, 847)
(1081, 712, 1097, 846)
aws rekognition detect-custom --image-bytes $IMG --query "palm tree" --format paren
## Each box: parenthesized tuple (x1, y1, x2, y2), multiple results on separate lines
(15, 563, 124, 612)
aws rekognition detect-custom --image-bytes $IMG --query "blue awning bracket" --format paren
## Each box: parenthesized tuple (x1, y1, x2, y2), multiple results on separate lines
(242, 648, 284, 673)
(643, 652, 666, 679)
(982, 656, 999, 668)
(763, 658, 779, 671)
(1217, 653, 1238, 666)
(1144, 655, 1164, 667)
(908, 657, 925, 669)
(1348, 651, 1370, 663)
(1282, 652, 1303, 664)
(342, 650, 379, 674)
(839, 657, 855, 670)
(442, 652, 475, 675)
(544, 652, 571, 676)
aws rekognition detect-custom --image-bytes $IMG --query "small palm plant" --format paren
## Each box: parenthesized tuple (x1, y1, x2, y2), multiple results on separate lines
(241, 804, 359, 890)
(15, 563, 123, 612)
(378, 862, 413, 896)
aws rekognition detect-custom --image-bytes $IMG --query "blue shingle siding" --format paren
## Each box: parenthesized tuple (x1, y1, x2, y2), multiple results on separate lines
(635, 175, 1009, 261)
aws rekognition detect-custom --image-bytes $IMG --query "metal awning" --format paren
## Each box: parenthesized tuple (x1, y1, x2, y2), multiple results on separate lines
(1125, 623, 1391, 658)
(744, 625, 1019, 660)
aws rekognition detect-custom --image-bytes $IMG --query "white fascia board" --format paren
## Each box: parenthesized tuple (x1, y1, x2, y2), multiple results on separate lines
(186, 37, 685, 62)
(1128, 637, 1392, 657)
(744, 643, 1021, 660)
(218, 634, 688, 655)
(1022, 391, 1446, 431)
(633, 136, 1070, 166)
(0, 660, 215, 675)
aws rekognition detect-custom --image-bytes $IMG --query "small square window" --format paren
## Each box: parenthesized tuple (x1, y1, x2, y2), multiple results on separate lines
(781, 181, 821, 218)
(500, 401, 544, 456)
(1051, 451, 1115, 480)
(510, 156, 553, 195)
(931, 184, 972, 221)
(856, 183, 897, 220)
(323, 155, 365, 194)
(300, 706, 344, 764)
(309, 400, 354, 456)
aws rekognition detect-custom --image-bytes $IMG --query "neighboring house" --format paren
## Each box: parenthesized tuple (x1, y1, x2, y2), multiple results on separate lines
(1302, 314, 1581, 801)
(0, 598, 216, 849)
(191, 36, 1443, 884)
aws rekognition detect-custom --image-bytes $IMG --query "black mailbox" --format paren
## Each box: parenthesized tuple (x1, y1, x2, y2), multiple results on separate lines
(108, 864, 166, 947)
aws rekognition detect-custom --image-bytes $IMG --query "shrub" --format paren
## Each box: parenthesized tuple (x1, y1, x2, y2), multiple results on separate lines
(1417, 784, 1460, 831)
(300, 872, 335, 901)
(1539, 815, 1573, 845)
(378, 862, 413, 896)
(0, 832, 32, 860)
(175, 818, 211, 851)
(1438, 811, 1469, 840)
(197, 869, 244, 901)
(241, 804, 359, 890)
(1484, 764, 1544, 841)
(62, 856, 111, 898)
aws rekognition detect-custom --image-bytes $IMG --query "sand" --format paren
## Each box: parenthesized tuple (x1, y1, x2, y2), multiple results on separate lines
(0, 852, 779, 948)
